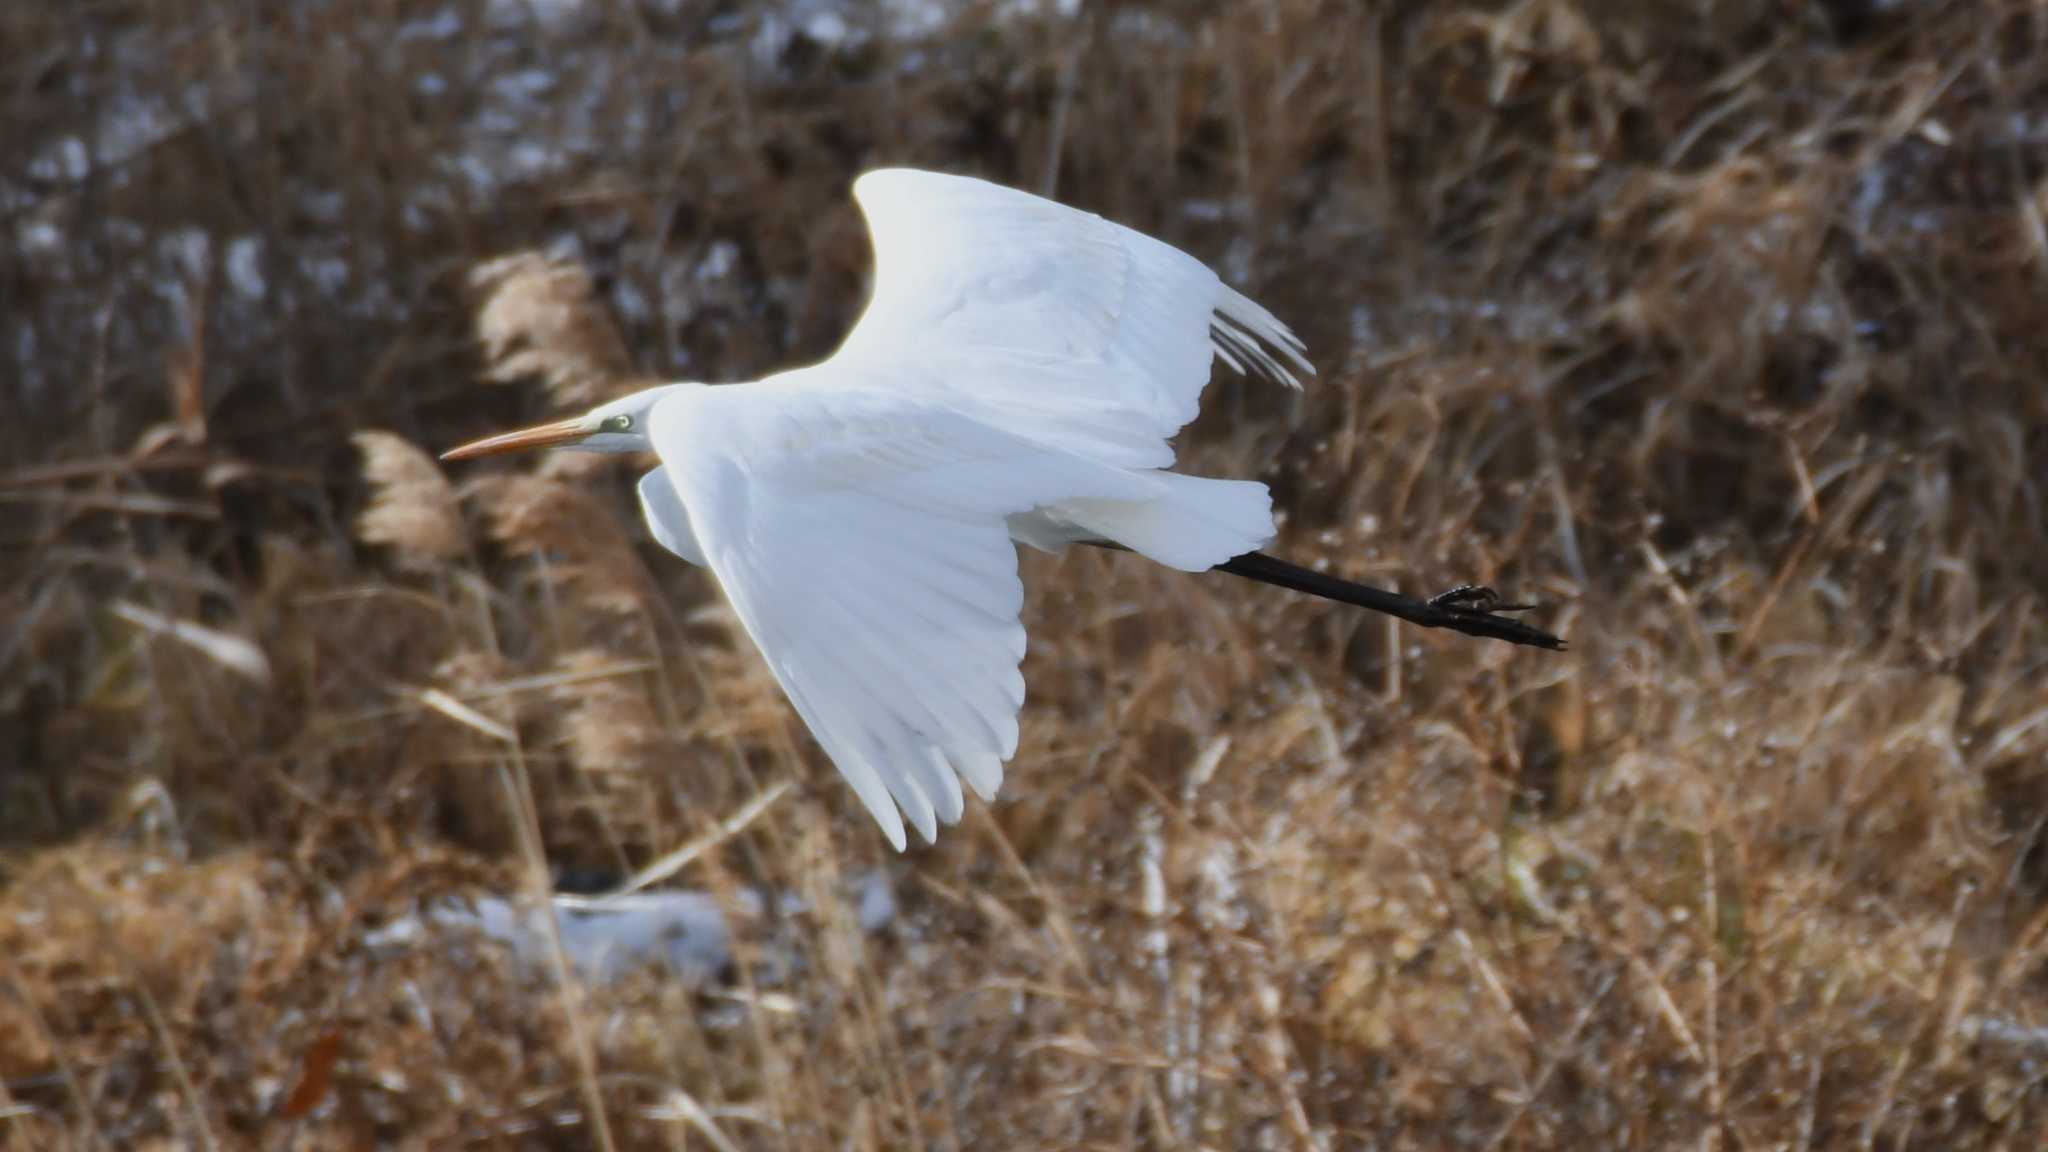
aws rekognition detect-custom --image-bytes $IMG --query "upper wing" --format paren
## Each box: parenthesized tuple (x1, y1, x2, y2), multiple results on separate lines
(648, 380, 1160, 849)
(832, 168, 1311, 470)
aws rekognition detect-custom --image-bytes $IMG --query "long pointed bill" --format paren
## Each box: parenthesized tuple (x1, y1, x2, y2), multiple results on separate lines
(440, 418, 591, 461)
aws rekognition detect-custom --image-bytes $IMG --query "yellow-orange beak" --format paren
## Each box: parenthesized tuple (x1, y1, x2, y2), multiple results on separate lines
(440, 418, 592, 461)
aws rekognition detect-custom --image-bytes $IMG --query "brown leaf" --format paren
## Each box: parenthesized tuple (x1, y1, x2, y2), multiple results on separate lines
(278, 1029, 343, 1119)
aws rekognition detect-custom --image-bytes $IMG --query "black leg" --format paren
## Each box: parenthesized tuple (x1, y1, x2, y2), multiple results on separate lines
(1211, 553, 1567, 651)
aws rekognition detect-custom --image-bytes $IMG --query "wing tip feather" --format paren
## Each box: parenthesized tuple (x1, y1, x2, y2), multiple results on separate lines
(1213, 285, 1314, 389)
(954, 750, 1006, 803)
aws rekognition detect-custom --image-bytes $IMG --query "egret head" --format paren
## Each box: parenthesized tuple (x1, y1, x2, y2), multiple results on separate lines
(441, 385, 694, 461)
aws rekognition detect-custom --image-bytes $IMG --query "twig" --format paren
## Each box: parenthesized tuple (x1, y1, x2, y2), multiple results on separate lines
(410, 686, 516, 744)
(0, 954, 104, 1152)
(438, 621, 618, 1152)
(128, 971, 218, 1152)
(494, 758, 620, 1152)
(1483, 969, 1621, 1151)
(558, 779, 794, 905)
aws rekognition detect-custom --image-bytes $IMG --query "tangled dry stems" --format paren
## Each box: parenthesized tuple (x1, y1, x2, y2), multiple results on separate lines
(3, 1, 2047, 1148)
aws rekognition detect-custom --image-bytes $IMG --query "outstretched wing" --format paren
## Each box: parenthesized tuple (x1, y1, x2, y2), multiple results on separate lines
(648, 379, 1160, 849)
(832, 168, 1311, 470)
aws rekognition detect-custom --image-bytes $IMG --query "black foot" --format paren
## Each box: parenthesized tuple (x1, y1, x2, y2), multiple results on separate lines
(1427, 584, 1536, 614)
(1424, 584, 1565, 650)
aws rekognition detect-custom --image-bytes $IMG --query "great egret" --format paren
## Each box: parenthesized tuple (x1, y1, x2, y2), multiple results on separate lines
(444, 168, 1563, 850)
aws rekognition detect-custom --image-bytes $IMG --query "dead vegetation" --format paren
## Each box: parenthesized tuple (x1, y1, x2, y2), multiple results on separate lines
(4, 0, 2047, 1148)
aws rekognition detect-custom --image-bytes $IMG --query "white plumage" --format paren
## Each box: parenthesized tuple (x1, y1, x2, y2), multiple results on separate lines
(446, 168, 1312, 850)
(838, 169, 1309, 469)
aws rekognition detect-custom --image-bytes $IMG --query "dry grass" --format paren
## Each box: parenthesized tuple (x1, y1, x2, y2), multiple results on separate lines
(5, 0, 2048, 1147)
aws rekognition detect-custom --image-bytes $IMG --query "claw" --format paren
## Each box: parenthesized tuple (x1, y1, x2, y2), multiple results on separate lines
(1428, 585, 1536, 614)
(1428, 584, 1492, 610)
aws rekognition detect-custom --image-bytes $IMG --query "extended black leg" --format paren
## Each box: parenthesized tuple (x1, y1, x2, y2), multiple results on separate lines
(1211, 552, 1566, 651)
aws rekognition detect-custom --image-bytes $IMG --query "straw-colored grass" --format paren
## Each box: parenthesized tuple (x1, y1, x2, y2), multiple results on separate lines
(4, 1, 2045, 1147)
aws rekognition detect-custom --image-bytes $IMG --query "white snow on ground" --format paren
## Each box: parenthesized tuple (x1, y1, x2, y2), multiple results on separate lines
(365, 871, 896, 984)
(226, 236, 267, 300)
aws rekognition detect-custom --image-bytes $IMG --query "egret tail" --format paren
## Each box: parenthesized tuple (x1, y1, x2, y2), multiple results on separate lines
(1043, 473, 1277, 574)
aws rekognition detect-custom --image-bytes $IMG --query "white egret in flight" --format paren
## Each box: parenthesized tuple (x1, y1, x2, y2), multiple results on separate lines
(445, 168, 1563, 850)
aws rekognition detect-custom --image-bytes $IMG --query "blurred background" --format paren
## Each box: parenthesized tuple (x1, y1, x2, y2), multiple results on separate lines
(4, 0, 2047, 1147)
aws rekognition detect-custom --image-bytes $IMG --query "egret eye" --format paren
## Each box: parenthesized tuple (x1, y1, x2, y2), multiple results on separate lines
(601, 415, 633, 433)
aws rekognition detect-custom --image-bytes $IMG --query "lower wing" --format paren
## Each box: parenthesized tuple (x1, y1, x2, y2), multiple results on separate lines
(646, 380, 1160, 848)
